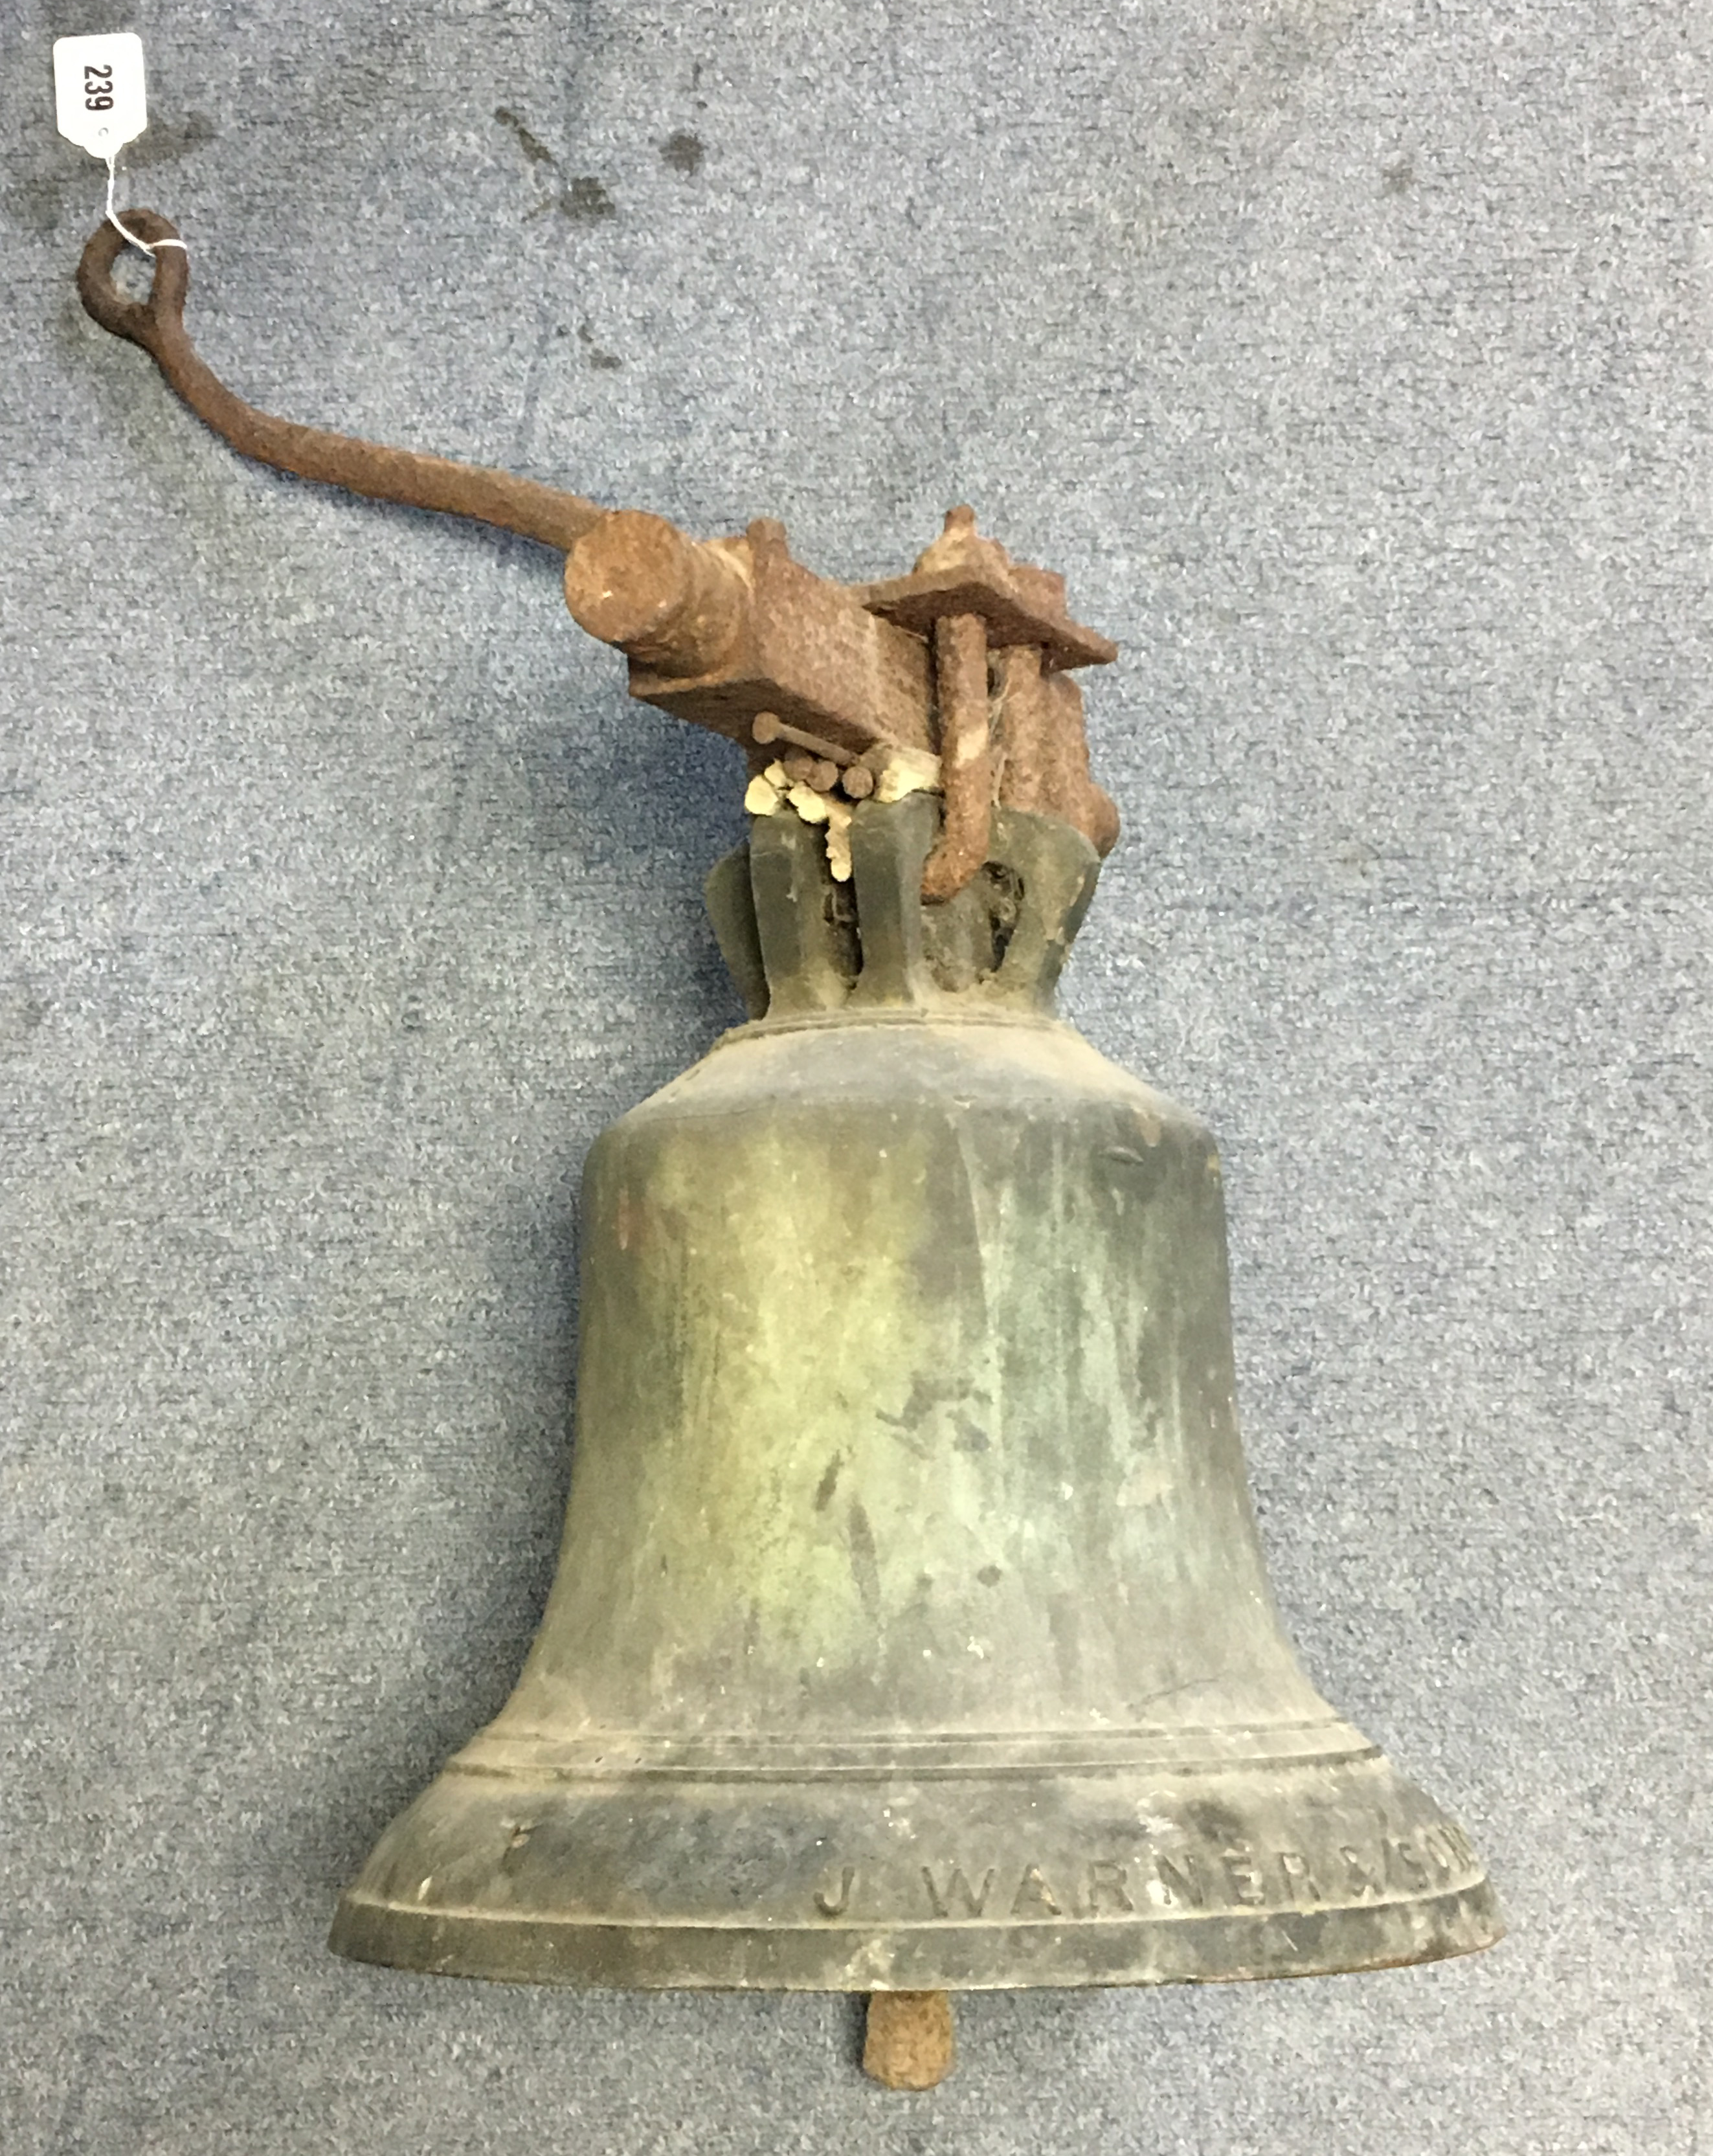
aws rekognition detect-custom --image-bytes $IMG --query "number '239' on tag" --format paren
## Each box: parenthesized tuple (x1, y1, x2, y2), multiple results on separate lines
(54, 32, 149, 159)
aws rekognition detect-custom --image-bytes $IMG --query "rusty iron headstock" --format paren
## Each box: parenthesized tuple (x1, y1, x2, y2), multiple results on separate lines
(77, 213, 1119, 903)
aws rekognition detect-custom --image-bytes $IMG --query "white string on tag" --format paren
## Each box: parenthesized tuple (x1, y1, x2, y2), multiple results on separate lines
(54, 34, 187, 260)
(104, 152, 187, 258)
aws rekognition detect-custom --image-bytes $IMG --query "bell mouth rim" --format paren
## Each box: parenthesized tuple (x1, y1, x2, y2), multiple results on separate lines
(328, 1880, 1505, 1993)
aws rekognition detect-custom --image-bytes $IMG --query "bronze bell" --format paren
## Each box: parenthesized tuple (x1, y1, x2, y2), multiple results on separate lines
(330, 789, 1501, 1997)
(75, 216, 1503, 2080)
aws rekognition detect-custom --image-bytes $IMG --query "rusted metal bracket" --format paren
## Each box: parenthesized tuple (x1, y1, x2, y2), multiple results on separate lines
(562, 508, 936, 761)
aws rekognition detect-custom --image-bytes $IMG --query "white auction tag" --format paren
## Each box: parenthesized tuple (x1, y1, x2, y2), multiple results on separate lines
(53, 32, 149, 159)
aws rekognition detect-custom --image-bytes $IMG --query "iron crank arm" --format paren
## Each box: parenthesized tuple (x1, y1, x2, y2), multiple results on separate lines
(76, 212, 605, 554)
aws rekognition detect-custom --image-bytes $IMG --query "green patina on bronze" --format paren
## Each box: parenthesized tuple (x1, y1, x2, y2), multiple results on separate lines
(329, 802, 1503, 1990)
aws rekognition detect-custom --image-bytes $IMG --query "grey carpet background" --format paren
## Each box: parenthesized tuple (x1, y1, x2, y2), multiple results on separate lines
(3, 1, 1708, 2150)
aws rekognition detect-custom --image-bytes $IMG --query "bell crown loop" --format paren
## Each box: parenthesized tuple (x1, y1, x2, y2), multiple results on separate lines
(708, 796, 1101, 1027)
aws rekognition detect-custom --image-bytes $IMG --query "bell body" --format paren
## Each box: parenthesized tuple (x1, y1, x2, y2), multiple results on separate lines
(332, 803, 1501, 1988)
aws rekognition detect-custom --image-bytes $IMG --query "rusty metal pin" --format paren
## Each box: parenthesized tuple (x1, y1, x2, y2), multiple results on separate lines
(752, 711, 856, 766)
(779, 752, 841, 794)
(920, 611, 992, 901)
(862, 1992, 956, 2091)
